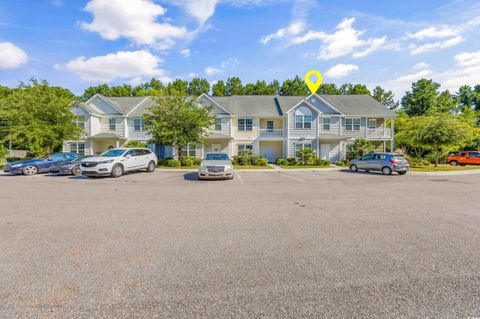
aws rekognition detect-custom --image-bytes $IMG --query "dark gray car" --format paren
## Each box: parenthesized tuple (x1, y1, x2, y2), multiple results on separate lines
(349, 153, 410, 175)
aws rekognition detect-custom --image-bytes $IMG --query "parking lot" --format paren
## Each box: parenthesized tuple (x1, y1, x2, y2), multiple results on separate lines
(1, 170, 480, 318)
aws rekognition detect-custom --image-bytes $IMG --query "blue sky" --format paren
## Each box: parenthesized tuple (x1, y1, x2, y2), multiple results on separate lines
(1, 0, 480, 98)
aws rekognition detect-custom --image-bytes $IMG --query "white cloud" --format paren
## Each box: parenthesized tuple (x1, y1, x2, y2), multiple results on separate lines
(407, 26, 457, 40)
(170, 0, 219, 25)
(205, 66, 223, 76)
(80, 0, 192, 50)
(260, 21, 306, 44)
(220, 58, 239, 68)
(412, 62, 429, 70)
(57, 50, 171, 83)
(180, 49, 191, 58)
(325, 64, 359, 79)
(409, 35, 464, 55)
(187, 72, 198, 78)
(0, 42, 28, 70)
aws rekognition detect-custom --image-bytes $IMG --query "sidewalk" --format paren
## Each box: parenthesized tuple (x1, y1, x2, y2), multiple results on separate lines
(156, 164, 344, 173)
(409, 169, 480, 176)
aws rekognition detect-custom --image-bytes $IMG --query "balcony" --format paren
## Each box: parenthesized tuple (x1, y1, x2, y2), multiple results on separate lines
(259, 128, 284, 137)
(367, 129, 392, 139)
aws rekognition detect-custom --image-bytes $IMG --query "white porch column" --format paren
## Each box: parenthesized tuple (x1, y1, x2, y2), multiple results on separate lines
(116, 140, 120, 148)
(390, 118, 395, 151)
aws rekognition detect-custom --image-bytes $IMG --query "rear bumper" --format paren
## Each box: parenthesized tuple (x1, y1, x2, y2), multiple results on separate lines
(392, 165, 410, 172)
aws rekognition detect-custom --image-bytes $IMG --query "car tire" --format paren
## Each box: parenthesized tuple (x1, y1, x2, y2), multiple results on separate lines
(382, 166, 393, 175)
(111, 164, 124, 178)
(22, 165, 38, 175)
(146, 161, 156, 172)
(398, 171, 407, 175)
(72, 166, 82, 176)
(450, 160, 459, 166)
(229, 175, 234, 180)
(349, 164, 358, 172)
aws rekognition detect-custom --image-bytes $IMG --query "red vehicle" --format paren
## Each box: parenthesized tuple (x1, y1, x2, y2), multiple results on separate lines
(446, 151, 480, 166)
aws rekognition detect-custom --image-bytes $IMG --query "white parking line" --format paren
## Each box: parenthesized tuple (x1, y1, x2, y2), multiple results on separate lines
(278, 172, 306, 183)
(235, 172, 245, 184)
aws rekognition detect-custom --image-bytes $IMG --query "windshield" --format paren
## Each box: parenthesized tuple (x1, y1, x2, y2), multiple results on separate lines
(205, 153, 229, 161)
(100, 149, 126, 157)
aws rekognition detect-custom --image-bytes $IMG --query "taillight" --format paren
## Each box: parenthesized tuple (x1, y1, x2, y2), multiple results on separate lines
(390, 159, 397, 164)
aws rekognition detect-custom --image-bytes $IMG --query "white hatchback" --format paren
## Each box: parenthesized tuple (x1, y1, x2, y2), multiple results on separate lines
(81, 148, 157, 178)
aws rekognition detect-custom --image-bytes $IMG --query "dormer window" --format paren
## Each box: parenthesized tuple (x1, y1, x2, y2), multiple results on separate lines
(294, 106, 312, 129)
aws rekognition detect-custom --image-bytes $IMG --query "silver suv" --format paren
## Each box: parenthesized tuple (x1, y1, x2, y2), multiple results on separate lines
(349, 153, 410, 175)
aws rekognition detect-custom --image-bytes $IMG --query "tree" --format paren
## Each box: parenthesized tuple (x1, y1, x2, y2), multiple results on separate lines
(0, 79, 82, 156)
(269, 79, 281, 95)
(0, 85, 13, 99)
(212, 80, 226, 96)
(166, 79, 188, 95)
(134, 78, 165, 96)
(280, 76, 308, 96)
(372, 86, 399, 109)
(347, 139, 374, 160)
(456, 85, 475, 112)
(0, 143, 7, 159)
(401, 79, 457, 116)
(225, 77, 245, 95)
(298, 147, 316, 165)
(81, 84, 113, 101)
(244, 83, 256, 95)
(144, 92, 214, 158)
(318, 83, 341, 95)
(340, 83, 371, 95)
(123, 140, 147, 148)
(473, 85, 480, 111)
(407, 115, 473, 166)
(188, 78, 210, 96)
(253, 80, 275, 95)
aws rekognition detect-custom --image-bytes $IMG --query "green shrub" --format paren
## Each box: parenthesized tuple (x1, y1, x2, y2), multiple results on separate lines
(0, 144, 7, 159)
(335, 160, 349, 167)
(425, 151, 448, 165)
(123, 140, 147, 148)
(257, 158, 269, 166)
(298, 148, 316, 165)
(180, 157, 194, 167)
(233, 155, 248, 165)
(347, 138, 374, 160)
(286, 157, 297, 165)
(313, 158, 330, 166)
(250, 156, 260, 166)
(165, 159, 181, 167)
(192, 157, 201, 166)
(276, 158, 287, 165)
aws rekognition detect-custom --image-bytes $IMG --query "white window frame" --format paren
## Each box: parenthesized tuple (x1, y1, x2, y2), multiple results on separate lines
(346, 118, 361, 131)
(181, 143, 196, 157)
(134, 118, 144, 131)
(109, 118, 116, 131)
(368, 118, 377, 129)
(266, 120, 274, 131)
(70, 143, 85, 155)
(76, 116, 86, 130)
(237, 144, 253, 154)
(294, 143, 312, 158)
(214, 117, 222, 131)
(238, 118, 253, 131)
(322, 117, 331, 131)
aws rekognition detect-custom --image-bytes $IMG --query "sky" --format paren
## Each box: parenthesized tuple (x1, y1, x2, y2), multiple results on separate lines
(0, 0, 480, 99)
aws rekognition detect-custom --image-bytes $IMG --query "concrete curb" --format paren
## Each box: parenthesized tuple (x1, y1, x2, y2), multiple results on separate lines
(409, 169, 480, 176)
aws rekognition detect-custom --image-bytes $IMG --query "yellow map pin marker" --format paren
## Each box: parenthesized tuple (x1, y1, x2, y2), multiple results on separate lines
(305, 70, 323, 94)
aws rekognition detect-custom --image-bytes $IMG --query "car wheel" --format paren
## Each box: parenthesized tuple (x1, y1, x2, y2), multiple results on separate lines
(229, 175, 234, 180)
(146, 161, 156, 172)
(450, 160, 459, 166)
(111, 164, 123, 178)
(382, 166, 393, 175)
(349, 164, 358, 172)
(22, 165, 38, 175)
(72, 165, 82, 176)
(398, 171, 407, 175)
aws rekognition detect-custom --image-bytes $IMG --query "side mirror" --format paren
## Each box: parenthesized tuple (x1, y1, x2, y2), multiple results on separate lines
(47, 158, 53, 161)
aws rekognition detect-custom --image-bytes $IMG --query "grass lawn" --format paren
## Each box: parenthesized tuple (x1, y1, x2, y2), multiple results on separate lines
(280, 165, 332, 169)
(411, 164, 480, 172)
(234, 165, 273, 169)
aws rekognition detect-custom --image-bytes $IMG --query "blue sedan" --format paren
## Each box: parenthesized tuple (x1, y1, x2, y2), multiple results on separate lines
(3, 153, 82, 175)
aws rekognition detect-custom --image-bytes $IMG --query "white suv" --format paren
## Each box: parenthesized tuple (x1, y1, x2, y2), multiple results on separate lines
(81, 148, 157, 178)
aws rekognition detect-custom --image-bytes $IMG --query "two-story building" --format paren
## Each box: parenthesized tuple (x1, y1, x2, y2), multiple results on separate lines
(64, 93, 395, 162)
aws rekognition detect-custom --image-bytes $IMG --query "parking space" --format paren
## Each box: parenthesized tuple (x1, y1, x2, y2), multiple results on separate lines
(1, 170, 480, 318)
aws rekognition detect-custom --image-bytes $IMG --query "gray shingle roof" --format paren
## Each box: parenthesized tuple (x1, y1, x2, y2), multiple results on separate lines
(319, 95, 395, 117)
(104, 96, 150, 114)
(209, 96, 281, 117)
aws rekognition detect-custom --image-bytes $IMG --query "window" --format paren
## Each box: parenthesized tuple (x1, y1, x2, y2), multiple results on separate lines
(214, 118, 222, 131)
(48, 153, 66, 161)
(360, 154, 374, 161)
(134, 118, 144, 131)
(470, 152, 480, 158)
(368, 119, 377, 129)
(346, 118, 361, 131)
(373, 154, 387, 160)
(238, 118, 253, 131)
(181, 143, 196, 157)
(266, 121, 274, 132)
(109, 118, 116, 131)
(294, 107, 312, 129)
(238, 144, 253, 153)
(77, 116, 86, 130)
(70, 143, 85, 155)
(322, 118, 331, 131)
(294, 143, 312, 158)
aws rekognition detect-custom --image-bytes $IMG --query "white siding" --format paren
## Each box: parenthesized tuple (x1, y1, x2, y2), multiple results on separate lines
(127, 118, 150, 141)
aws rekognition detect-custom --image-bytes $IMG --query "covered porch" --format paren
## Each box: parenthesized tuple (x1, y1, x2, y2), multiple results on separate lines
(259, 140, 283, 163)
(318, 134, 348, 162)
(89, 133, 127, 156)
(203, 133, 232, 157)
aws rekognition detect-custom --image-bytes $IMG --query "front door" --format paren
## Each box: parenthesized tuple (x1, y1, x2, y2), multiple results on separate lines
(212, 144, 222, 152)
(262, 146, 274, 163)
(320, 144, 330, 160)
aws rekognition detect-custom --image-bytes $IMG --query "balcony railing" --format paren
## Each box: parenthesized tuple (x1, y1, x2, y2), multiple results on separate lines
(259, 128, 284, 137)
(367, 129, 392, 139)
(100, 124, 125, 133)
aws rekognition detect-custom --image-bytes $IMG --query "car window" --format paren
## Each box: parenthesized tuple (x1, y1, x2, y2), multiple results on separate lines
(48, 154, 66, 161)
(125, 150, 136, 156)
(448, 152, 458, 157)
(205, 153, 229, 160)
(460, 152, 468, 157)
(470, 152, 480, 158)
(66, 153, 79, 160)
(136, 149, 148, 156)
(360, 154, 374, 161)
(101, 149, 126, 157)
(374, 154, 387, 160)
(393, 155, 405, 160)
